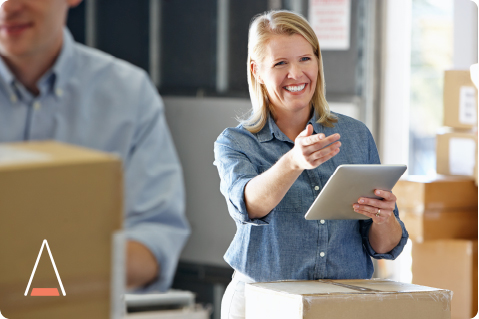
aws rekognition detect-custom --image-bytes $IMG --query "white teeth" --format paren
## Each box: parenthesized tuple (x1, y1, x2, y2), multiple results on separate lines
(285, 84, 306, 92)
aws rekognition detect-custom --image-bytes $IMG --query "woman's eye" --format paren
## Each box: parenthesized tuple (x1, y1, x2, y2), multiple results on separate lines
(300, 57, 311, 62)
(274, 61, 285, 67)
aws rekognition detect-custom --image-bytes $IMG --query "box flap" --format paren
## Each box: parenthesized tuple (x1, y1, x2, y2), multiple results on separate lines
(248, 279, 447, 296)
(0, 141, 119, 171)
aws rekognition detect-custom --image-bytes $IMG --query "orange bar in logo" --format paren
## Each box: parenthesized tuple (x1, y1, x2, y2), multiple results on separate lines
(31, 288, 60, 296)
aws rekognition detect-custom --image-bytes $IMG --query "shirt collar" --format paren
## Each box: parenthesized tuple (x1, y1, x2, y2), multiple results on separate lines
(0, 53, 16, 101)
(0, 28, 76, 102)
(0, 55, 14, 85)
(256, 108, 322, 143)
(50, 28, 76, 98)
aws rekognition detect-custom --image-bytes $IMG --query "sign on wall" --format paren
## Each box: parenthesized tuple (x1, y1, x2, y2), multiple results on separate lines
(308, 0, 351, 50)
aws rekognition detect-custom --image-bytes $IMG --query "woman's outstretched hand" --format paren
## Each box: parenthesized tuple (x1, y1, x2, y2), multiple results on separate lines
(290, 124, 341, 171)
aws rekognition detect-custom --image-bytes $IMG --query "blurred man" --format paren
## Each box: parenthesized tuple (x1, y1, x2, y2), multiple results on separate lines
(0, 0, 189, 291)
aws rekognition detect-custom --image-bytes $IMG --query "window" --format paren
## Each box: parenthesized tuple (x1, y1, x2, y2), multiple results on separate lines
(409, 0, 453, 175)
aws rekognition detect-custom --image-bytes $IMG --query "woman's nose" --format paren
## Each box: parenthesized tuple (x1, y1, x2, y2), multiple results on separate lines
(288, 63, 304, 79)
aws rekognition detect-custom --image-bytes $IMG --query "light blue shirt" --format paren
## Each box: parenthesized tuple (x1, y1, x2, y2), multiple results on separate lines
(0, 30, 190, 292)
(214, 111, 408, 282)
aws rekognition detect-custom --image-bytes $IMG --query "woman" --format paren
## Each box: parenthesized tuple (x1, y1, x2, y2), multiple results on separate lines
(214, 10, 408, 319)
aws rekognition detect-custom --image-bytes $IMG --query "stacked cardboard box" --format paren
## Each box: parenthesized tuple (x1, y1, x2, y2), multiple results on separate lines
(412, 240, 477, 319)
(442, 70, 477, 130)
(393, 175, 478, 319)
(436, 70, 478, 182)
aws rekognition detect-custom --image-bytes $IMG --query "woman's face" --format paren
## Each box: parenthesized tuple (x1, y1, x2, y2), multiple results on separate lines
(253, 33, 318, 119)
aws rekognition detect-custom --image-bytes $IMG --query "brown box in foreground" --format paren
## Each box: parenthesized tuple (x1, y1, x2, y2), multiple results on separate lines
(399, 208, 477, 242)
(443, 69, 478, 129)
(412, 240, 478, 319)
(246, 279, 451, 319)
(0, 141, 123, 319)
(436, 129, 477, 176)
(392, 175, 478, 210)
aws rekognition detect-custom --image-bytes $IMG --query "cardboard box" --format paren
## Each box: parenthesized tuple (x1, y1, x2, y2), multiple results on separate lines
(443, 70, 478, 129)
(412, 240, 478, 319)
(245, 279, 451, 319)
(125, 307, 210, 319)
(474, 145, 478, 186)
(399, 208, 477, 242)
(436, 129, 477, 176)
(0, 141, 123, 319)
(392, 175, 478, 210)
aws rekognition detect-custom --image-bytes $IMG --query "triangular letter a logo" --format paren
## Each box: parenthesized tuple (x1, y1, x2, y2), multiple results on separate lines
(24, 240, 66, 296)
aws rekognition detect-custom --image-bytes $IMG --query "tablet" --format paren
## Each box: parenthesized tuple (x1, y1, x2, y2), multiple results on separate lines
(304, 164, 407, 220)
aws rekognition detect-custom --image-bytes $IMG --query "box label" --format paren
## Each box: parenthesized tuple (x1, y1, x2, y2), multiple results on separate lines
(0, 146, 51, 166)
(449, 138, 476, 175)
(459, 86, 477, 125)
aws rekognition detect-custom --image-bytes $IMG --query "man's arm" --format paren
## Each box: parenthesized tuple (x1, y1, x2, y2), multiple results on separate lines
(123, 72, 190, 292)
(126, 241, 159, 289)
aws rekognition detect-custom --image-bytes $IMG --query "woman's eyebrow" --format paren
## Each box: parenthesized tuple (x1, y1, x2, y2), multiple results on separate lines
(271, 53, 314, 61)
(270, 57, 287, 62)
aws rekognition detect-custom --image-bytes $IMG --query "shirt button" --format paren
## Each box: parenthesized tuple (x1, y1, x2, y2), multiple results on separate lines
(314, 186, 319, 191)
(33, 101, 41, 110)
(320, 252, 325, 257)
(56, 88, 63, 97)
(10, 94, 17, 103)
(320, 220, 325, 224)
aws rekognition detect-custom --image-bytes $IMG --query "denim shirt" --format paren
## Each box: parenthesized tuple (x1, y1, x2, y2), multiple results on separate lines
(214, 111, 408, 282)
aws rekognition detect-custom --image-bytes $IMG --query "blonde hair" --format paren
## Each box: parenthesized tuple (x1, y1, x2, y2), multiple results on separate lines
(241, 10, 337, 133)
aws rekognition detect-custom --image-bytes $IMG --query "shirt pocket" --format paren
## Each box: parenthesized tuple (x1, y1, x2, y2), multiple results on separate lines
(257, 165, 302, 213)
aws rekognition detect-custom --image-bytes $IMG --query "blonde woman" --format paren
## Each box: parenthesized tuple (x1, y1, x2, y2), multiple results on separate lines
(214, 10, 408, 319)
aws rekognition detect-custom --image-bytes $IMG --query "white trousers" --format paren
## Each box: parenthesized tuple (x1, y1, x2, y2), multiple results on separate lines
(221, 272, 255, 319)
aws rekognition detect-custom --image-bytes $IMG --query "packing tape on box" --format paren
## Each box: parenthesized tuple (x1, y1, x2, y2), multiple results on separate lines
(317, 279, 380, 292)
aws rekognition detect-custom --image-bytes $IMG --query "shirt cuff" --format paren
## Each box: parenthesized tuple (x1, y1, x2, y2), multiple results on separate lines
(124, 222, 190, 292)
(361, 217, 409, 260)
(227, 176, 273, 225)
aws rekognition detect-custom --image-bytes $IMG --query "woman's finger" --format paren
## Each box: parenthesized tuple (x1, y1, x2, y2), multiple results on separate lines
(353, 205, 392, 225)
(357, 197, 394, 211)
(300, 132, 340, 147)
(373, 189, 397, 202)
(310, 141, 341, 160)
(312, 147, 340, 166)
(298, 124, 314, 138)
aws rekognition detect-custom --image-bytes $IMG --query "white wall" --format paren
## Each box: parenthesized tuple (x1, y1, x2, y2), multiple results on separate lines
(379, 0, 411, 167)
(164, 97, 250, 266)
(454, 0, 478, 68)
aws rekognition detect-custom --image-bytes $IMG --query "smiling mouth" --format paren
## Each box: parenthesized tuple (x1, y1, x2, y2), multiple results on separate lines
(0, 23, 32, 34)
(284, 84, 306, 92)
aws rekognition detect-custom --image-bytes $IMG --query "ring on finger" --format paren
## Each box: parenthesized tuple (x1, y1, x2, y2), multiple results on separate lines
(375, 209, 381, 217)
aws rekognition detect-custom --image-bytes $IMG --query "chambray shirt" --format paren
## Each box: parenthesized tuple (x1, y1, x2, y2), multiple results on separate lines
(0, 29, 190, 292)
(214, 111, 408, 282)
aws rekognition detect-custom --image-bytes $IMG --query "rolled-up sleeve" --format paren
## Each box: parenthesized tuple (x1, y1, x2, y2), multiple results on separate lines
(214, 132, 272, 225)
(360, 204, 409, 260)
(359, 126, 409, 260)
(124, 74, 190, 292)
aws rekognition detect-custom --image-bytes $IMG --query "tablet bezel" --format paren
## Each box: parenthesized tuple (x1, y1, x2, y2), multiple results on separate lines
(304, 164, 407, 220)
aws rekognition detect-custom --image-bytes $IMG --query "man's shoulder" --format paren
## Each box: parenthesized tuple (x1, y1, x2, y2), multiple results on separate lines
(72, 42, 148, 82)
